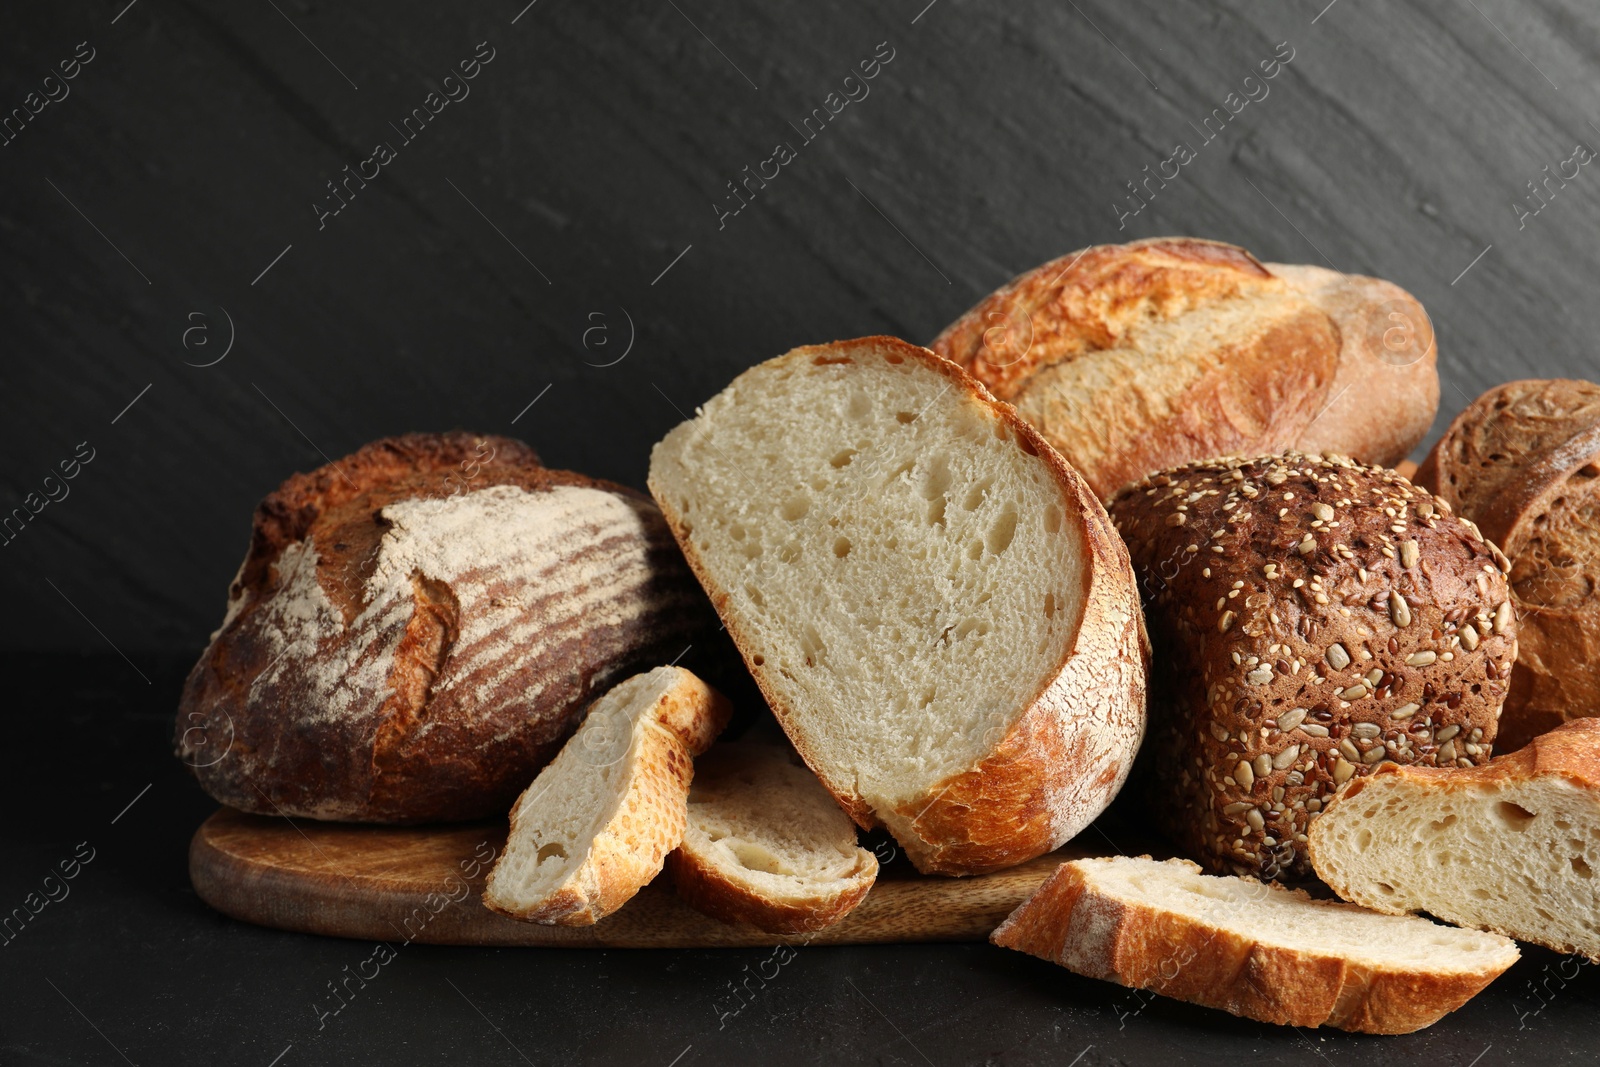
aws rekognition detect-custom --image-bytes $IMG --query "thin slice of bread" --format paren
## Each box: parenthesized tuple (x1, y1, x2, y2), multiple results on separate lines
(648, 336, 1148, 876)
(1309, 717, 1600, 960)
(483, 667, 730, 925)
(667, 742, 878, 934)
(991, 856, 1518, 1035)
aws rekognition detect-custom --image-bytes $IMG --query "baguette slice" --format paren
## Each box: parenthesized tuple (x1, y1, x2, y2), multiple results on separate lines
(483, 667, 730, 925)
(667, 742, 878, 934)
(648, 337, 1148, 876)
(1309, 717, 1600, 960)
(992, 856, 1518, 1035)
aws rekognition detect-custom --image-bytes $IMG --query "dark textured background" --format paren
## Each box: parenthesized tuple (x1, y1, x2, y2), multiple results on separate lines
(5, 0, 1600, 1064)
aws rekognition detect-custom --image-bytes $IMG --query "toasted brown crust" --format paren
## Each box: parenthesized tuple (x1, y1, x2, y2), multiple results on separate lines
(485, 668, 731, 925)
(991, 857, 1515, 1034)
(649, 337, 1149, 876)
(1108, 452, 1516, 880)
(930, 239, 1439, 500)
(1269, 263, 1439, 467)
(1308, 717, 1600, 958)
(1418, 380, 1600, 750)
(176, 432, 715, 823)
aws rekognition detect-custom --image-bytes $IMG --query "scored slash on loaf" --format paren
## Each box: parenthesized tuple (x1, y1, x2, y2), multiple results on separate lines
(648, 336, 1149, 876)
(930, 238, 1439, 500)
(176, 433, 716, 823)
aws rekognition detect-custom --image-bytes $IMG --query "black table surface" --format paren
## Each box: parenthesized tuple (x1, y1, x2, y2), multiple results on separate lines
(7, 0, 1600, 1063)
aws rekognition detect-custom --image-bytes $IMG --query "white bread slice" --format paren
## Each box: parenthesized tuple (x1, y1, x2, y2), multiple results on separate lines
(483, 667, 730, 925)
(992, 856, 1518, 1035)
(667, 742, 878, 934)
(1309, 717, 1600, 961)
(647, 336, 1148, 876)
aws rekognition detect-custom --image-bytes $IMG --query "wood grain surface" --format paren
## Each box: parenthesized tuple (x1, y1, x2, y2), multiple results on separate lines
(189, 807, 1099, 948)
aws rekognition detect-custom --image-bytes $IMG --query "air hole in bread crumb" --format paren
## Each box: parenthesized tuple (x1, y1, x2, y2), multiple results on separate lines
(833, 537, 851, 558)
(1429, 814, 1458, 832)
(896, 411, 917, 424)
(987, 504, 1019, 555)
(782, 494, 811, 521)
(1044, 505, 1062, 533)
(536, 842, 567, 862)
(962, 477, 994, 511)
(1495, 800, 1538, 832)
(1017, 434, 1039, 456)
(883, 351, 904, 364)
(1044, 592, 1057, 619)
(751, 654, 765, 666)
(967, 541, 983, 561)
(1356, 828, 1373, 851)
(1471, 887, 1492, 900)
(830, 449, 858, 468)
(1374, 881, 1396, 896)
(1573, 856, 1594, 879)
(848, 393, 871, 420)
(731, 841, 791, 875)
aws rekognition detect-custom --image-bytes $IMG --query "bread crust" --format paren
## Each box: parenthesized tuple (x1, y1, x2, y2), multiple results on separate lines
(930, 239, 1438, 499)
(1417, 379, 1600, 750)
(649, 337, 1149, 876)
(1308, 717, 1600, 959)
(176, 432, 715, 823)
(1268, 263, 1439, 467)
(666, 743, 877, 934)
(1108, 452, 1516, 880)
(991, 857, 1516, 1034)
(484, 668, 731, 925)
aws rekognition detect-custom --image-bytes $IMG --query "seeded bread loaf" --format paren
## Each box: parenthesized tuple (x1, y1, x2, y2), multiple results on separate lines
(667, 742, 878, 934)
(648, 337, 1149, 876)
(484, 667, 730, 925)
(1107, 452, 1517, 880)
(991, 855, 1518, 1034)
(929, 238, 1438, 500)
(175, 433, 716, 822)
(1309, 718, 1600, 960)
(1416, 379, 1600, 751)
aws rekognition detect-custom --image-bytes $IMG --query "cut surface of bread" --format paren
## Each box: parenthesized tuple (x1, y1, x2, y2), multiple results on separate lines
(648, 337, 1147, 875)
(483, 667, 729, 925)
(1309, 717, 1600, 960)
(992, 856, 1518, 1034)
(668, 742, 878, 934)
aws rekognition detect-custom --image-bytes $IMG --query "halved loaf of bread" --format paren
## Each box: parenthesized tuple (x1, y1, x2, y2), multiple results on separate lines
(667, 742, 878, 934)
(992, 855, 1518, 1034)
(1309, 717, 1600, 960)
(483, 667, 729, 925)
(648, 336, 1148, 876)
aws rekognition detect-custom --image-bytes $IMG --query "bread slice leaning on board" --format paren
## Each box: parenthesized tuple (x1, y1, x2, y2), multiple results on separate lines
(930, 238, 1438, 500)
(667, 742, 878, 934)
(1416, 378, 1600, 751)
(648, 336, 1149, 876)
(1309, 717, 1600, 961)
(991, 856, 1518, 1035)
(483, 667, 730, 925)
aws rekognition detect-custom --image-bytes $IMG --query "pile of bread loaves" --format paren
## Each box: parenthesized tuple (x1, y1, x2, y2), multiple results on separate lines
(176, 237, 1600, 1035)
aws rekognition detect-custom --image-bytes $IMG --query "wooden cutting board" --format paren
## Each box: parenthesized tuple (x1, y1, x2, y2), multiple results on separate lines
(189, 807, 1095, 948)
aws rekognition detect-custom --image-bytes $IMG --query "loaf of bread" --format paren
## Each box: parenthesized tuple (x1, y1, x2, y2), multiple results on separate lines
(484, 667, 730, 925)
(667, 742, 878, 934)
(1416, 379, 1600, 750)
(175, 433, 716, 822)
(1310, 717, 1600, 961)
(1107, 452, 1517, 880)
(991, 856, 1518, 1034)
(930, 238, 1438, 499)
(649, 337, 1148, 876)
